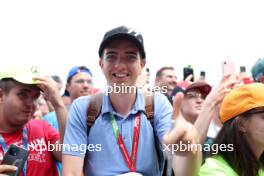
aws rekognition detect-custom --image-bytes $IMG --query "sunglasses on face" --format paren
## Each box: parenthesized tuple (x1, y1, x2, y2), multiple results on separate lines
(185, 91, 206, 100)
(73, 79, 93, 85)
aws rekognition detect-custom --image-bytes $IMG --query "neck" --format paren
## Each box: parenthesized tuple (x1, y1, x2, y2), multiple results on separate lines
(181, 111, 197, 124)
(185, 115, 197, 124)
(109, 92, 137, 117)
(167, 90, 173, 97)
(248, 141, 263, 160)
(0, 122, 23, 134)
(0, 115, 23, 133)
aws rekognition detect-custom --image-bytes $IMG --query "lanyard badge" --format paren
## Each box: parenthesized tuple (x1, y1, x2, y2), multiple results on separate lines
(110, 112, 141, 172)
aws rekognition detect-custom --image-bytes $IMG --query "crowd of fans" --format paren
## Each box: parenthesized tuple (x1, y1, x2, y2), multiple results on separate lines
(0, 26, 263, 176)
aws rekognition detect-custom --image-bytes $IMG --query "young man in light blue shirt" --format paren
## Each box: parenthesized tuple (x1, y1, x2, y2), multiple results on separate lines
(62, 26, 200, 176)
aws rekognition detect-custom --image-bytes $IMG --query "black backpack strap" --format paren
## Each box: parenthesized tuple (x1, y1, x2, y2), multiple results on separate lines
(86, 93, 103, 133)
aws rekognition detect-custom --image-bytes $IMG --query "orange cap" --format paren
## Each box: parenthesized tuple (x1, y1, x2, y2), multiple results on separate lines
(220, 83, 264, 123)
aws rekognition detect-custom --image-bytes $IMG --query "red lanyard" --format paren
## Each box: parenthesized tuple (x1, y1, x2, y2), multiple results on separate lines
(110, 112, 140, 172)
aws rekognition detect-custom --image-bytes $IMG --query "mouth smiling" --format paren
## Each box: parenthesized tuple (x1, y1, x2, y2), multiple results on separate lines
(113, 73, 129, 78)
(80, 90, 90, 95)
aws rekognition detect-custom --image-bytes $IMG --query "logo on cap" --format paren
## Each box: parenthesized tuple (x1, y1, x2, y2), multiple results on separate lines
(31, 66, 39, 76)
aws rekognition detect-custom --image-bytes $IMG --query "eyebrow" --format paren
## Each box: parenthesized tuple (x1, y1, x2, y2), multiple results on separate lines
(105, 51, 117, 55)
(18, 88, 32, 93)
(125, 51, 137, 55)
(19, 87, 40, 96)
(105, 51, 138, 55)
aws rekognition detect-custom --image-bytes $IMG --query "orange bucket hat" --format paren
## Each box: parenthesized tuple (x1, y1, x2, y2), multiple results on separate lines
(220, 83, 264, 123)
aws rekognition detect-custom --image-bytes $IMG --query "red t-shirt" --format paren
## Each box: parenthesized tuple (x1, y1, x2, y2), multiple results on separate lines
(0, 120, 59, 176)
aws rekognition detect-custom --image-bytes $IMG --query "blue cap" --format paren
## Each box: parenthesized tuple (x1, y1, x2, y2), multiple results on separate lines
(66, 66, 92, 83)
(64, 66, 92, 96)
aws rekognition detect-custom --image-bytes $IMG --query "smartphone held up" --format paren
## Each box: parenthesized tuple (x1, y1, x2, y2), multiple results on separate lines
(222, 61, 236, 81)
(183, 66, 194, 82)
(1, 144, 29, 176)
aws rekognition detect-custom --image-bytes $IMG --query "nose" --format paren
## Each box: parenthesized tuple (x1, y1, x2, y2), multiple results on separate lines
(83, 81, 92, 88)
(114, 57, 126, 69)
(172, 76, 177, 84)
(24, 97, 38, 111)
(196, 96, 204, 103)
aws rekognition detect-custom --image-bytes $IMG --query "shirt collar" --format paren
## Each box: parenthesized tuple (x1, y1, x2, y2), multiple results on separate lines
(100, 89, 146, 118)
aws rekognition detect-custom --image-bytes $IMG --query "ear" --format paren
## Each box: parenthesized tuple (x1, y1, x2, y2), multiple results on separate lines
(140, 59, 146, 68)
(99, 59, 103, 69)
(155, 77, 161, 85)
(0, 88, 4, 103)
(237, 117, 248, 132)
(65, 83, 70, 93)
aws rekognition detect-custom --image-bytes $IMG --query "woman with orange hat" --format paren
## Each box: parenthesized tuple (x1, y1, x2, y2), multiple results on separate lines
(199, 83, 264, 176)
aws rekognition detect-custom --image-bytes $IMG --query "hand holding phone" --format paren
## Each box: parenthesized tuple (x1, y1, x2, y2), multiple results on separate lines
(1, 144, 29, 176)
(0, 165, 17, 174)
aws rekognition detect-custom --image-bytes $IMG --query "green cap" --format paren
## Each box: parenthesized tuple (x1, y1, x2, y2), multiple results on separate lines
(0, 65, 41, 84)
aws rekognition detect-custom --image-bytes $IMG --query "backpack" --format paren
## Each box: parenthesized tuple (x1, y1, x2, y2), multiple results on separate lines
(86, 93, 165, 174)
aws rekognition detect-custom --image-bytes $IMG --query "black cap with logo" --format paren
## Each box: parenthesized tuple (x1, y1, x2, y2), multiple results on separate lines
(98, 26, 146, 58)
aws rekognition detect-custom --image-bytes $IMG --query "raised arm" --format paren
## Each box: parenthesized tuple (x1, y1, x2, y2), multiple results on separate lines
(163, 92, 201, 176)
(194, 75, 237, 143)
(34, 76, 67, 161)
(164, 75, 238, 176)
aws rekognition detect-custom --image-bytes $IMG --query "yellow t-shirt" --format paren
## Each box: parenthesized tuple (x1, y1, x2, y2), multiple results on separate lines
(199, 155, 264, 176)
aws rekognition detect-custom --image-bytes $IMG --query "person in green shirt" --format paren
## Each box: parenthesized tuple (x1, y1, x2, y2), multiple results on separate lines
(200, 83, 264, 176)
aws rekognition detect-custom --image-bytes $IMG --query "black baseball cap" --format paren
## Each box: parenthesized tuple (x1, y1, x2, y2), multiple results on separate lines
(98, 26, 146, 58)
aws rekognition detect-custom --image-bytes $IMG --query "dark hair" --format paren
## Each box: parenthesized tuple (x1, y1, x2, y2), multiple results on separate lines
(213, 110, 264, 176)
(155, 66, 174, 78)
(51, 75, 62, 84)
(0, 78, 41, 96)
(0, 78, 16, 94)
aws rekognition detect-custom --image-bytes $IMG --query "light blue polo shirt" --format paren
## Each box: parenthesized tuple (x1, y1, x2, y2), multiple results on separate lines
(63, 91, 172, 176)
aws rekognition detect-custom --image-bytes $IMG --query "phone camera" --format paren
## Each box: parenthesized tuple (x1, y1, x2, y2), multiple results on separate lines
(146, 68, 149, 73)
(10, 147, 19, 156)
